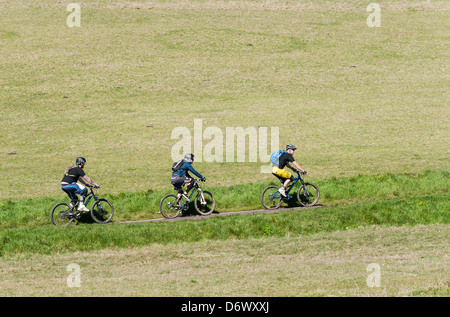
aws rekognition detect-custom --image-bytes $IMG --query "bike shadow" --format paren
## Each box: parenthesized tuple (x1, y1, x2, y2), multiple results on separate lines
(74, 212, 97, 224)
(284, 200, 302, 208)
(178, 204, 222, 217)
(179, 204, 202, 217)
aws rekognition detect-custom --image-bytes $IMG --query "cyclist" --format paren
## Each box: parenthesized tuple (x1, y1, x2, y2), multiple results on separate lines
(61, 157, 99, 212)
(171, 153, 206, 202)
(272, 144, 307, 197)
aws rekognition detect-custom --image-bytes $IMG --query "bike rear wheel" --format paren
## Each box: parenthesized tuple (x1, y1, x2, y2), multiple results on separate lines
(261, 185, 283, 209)
(51, 202, 74, 226)
(297, 182, 320, 207)
(160, 194, 183, 219)
(91, 199, 114, 224)
(194, 191, 215, 215)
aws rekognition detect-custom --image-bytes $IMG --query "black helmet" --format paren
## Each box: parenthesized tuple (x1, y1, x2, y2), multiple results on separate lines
(184, 153, 194, 161)
(286, 144, 297, 151)
(76, 157, 86, 165)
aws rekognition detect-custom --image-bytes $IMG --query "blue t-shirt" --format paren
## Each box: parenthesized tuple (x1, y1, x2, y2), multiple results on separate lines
(172, 161, 204, 179)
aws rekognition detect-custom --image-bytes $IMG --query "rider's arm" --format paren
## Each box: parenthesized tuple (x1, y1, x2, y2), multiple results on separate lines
(81, 175, 99, 187)
(288, 161, 306, 173)
(186, 164, 204, 179)
(78, 177, 88, 186)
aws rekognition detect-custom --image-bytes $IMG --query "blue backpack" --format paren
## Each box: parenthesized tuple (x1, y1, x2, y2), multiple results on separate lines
(270, 150, 287, 167)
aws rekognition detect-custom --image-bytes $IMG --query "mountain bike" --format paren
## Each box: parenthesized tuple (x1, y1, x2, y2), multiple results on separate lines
(261, 171, 319, 209)
(51, 185, 114, 226)
(159, 179, 215, 219)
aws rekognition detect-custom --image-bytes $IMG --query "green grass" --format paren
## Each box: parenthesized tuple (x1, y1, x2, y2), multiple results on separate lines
(0, 170, 448, 228)
(0, 1, 448, 296)
(0, 180, 448, 257)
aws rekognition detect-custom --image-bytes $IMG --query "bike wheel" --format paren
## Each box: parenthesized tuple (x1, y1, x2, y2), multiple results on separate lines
(261, 185, 283, 209)
(194, 191, 215, 216)
(51, 202, 74, 226)
(297, 183, 320, 207)
(159, 194, 182, 219)
(91, 199, 114, 224)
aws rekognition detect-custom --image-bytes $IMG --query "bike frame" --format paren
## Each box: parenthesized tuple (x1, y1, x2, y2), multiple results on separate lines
(282, 172, 306, 198)
(187, 183, 199, 201)
(72, 186, 98, 208)
(180, 180, 204, 208)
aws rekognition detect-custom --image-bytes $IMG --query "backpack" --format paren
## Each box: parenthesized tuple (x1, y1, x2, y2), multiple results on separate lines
(270, 150, 287, 167)
(172, 160, 184, 172)
(64, 164, 78, 177)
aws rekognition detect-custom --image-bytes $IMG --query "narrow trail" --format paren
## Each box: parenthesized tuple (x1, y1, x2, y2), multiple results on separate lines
(113, 205, 322, 224)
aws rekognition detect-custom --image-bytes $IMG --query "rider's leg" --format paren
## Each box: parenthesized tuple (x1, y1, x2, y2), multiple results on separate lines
(278, 180, 288, 197)
(176, 188, 190, 204)
(272, 168, 292, 197)
(76, 184, 87, 202)
(182, 179, 191, 201)
(176, 188, 183, 201)
(61, 184, 78, 213)
(279, 177, 294, 197)
(172, 176, 186, 204)
(75, 185, 89, 212)
(185, 178, 194, 193)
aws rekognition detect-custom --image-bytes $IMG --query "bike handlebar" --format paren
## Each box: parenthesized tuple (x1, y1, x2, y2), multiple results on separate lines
(85, 184, 100, 189)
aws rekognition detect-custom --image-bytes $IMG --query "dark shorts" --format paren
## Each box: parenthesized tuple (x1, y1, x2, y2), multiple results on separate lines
(171, 175, 191, 190)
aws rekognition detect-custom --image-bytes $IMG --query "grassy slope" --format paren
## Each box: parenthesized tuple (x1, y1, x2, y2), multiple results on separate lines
(0, 1, 449, 297)
(1, 224, 448, 296)
(0, 173, 448, 256)
(0, 1, 449, 199)
(0, 170, 448, 228)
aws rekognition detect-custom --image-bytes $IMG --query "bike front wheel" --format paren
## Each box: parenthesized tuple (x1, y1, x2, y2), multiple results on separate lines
(51, 202, 74, 226)
(261, 185, 283, 209)
(91, 199, 114, 224)
(297, 183, 320, 207)
(194, 191, 215, 216)
(160, 194, 183, 219)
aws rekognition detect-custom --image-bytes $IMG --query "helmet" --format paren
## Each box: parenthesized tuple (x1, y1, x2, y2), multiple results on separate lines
(286, 144, 297, 151)
(76, 157, 86, 165)
(184, 153, 195, 161)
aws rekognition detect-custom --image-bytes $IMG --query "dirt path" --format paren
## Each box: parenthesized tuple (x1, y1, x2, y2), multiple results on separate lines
(114, 205, 322, 224)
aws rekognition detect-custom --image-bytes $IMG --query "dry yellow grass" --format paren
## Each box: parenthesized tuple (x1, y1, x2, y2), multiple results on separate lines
(1, 224, 448, 296)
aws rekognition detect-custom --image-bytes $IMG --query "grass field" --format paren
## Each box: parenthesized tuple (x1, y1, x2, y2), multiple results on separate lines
(0, 191, 449, 256)
(1, 0, 449, 199)
(0, 170, 448, 227)
(0, 0, 449, 297)
(1, 224, 448, 296)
